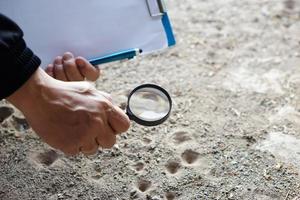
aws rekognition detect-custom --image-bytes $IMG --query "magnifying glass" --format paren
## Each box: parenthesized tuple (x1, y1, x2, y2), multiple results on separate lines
(125, 84, 172, 126)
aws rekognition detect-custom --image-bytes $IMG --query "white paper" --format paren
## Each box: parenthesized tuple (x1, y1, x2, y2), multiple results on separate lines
(0, 0, 168, 67)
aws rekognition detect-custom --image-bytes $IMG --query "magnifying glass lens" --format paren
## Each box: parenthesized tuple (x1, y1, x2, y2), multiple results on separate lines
(129, 88, 170, 122)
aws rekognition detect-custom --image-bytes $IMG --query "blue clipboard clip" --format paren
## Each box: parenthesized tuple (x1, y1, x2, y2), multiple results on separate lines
(88, 0, 175, 66)
(147, 0, 176, 47)
(89, 48, 142, 66)
(147, 0, 166, 17)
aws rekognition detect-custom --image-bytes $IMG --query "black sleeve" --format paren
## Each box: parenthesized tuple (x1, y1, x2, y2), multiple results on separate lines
(0, 13, 41, 100)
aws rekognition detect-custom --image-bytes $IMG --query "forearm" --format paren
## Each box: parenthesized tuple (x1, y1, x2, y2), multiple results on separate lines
(6, 68, 49, 111)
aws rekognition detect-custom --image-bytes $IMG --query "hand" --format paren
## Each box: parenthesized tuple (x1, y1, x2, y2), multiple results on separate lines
(7, 68, 130, 155)
(45, 52, 100, 81)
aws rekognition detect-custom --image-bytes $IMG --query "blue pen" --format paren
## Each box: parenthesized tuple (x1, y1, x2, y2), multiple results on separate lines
(89, 48, 142, 66)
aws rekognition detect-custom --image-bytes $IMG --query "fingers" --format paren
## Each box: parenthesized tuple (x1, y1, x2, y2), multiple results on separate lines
(49, 52, 100, 82)
(62, 52, 84, 81)
(75, 57, 101, 81)
(79, 138, 99, 155)
(107, 105, 130, 134)
(64, 128, 115, 156)
(63, 147, 80, 156)
(45, 64, 54, 77)
(76, 112, 119, 155)
(77, 123, 117, 155)
(96, 126, 117, 149)
(53, 56, 68, 81)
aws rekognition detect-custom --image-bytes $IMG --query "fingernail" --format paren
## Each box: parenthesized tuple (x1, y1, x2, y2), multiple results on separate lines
(77, 59, 85, 68)
(63, 53, 73, 61)
(54, 57, 63, 65)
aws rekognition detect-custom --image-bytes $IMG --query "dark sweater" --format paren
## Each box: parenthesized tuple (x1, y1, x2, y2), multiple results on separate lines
(0, 13, 41, 100)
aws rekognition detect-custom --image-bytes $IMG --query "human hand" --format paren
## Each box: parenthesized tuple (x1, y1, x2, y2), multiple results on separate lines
(45, 52, 100, 82)
(7, 68, 130, 155)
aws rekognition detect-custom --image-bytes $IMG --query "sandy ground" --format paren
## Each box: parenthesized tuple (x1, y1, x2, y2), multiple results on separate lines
(1, 0, 300, 199)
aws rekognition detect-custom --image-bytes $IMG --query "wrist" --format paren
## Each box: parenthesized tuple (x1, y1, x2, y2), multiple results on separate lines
(6, 68, 52, 111)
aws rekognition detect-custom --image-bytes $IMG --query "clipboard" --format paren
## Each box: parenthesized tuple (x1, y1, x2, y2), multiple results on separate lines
(0, 0, 176, 67)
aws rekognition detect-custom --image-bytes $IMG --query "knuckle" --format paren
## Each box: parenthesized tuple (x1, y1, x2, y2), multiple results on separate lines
(54, 64, 62, 70)
(74, 110, 93, 124)
(64, 61, 76, 71)
(98, 99, 112, 110)
(95, 118, 105, 128)
(54, 65, 64, 75)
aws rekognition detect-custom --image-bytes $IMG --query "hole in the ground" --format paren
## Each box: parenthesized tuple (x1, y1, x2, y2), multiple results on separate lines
(137, 179, 151, 192)
(165, 160, 181, 174)
(165, 192, 176, 200)
(284, 0, 295, 9)
(172, 131, 191, 144)
(36, 150, 59, 166)
(12, 115, 29, 131)
(119, 102, 127, 110)
(130, 190, 141, 199)
(0, 106, 14, 123)
(142, 138, 152, 144)
(91, 174, 102, 180)
(181, 149, 199, 164)
(133, 162, 145, 172)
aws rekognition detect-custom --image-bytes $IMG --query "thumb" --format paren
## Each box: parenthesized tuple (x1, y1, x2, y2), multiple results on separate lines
(76, 57, 101, 81)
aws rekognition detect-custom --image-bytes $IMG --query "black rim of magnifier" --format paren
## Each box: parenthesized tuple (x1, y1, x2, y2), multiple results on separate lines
(126, 84, 172, 127)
